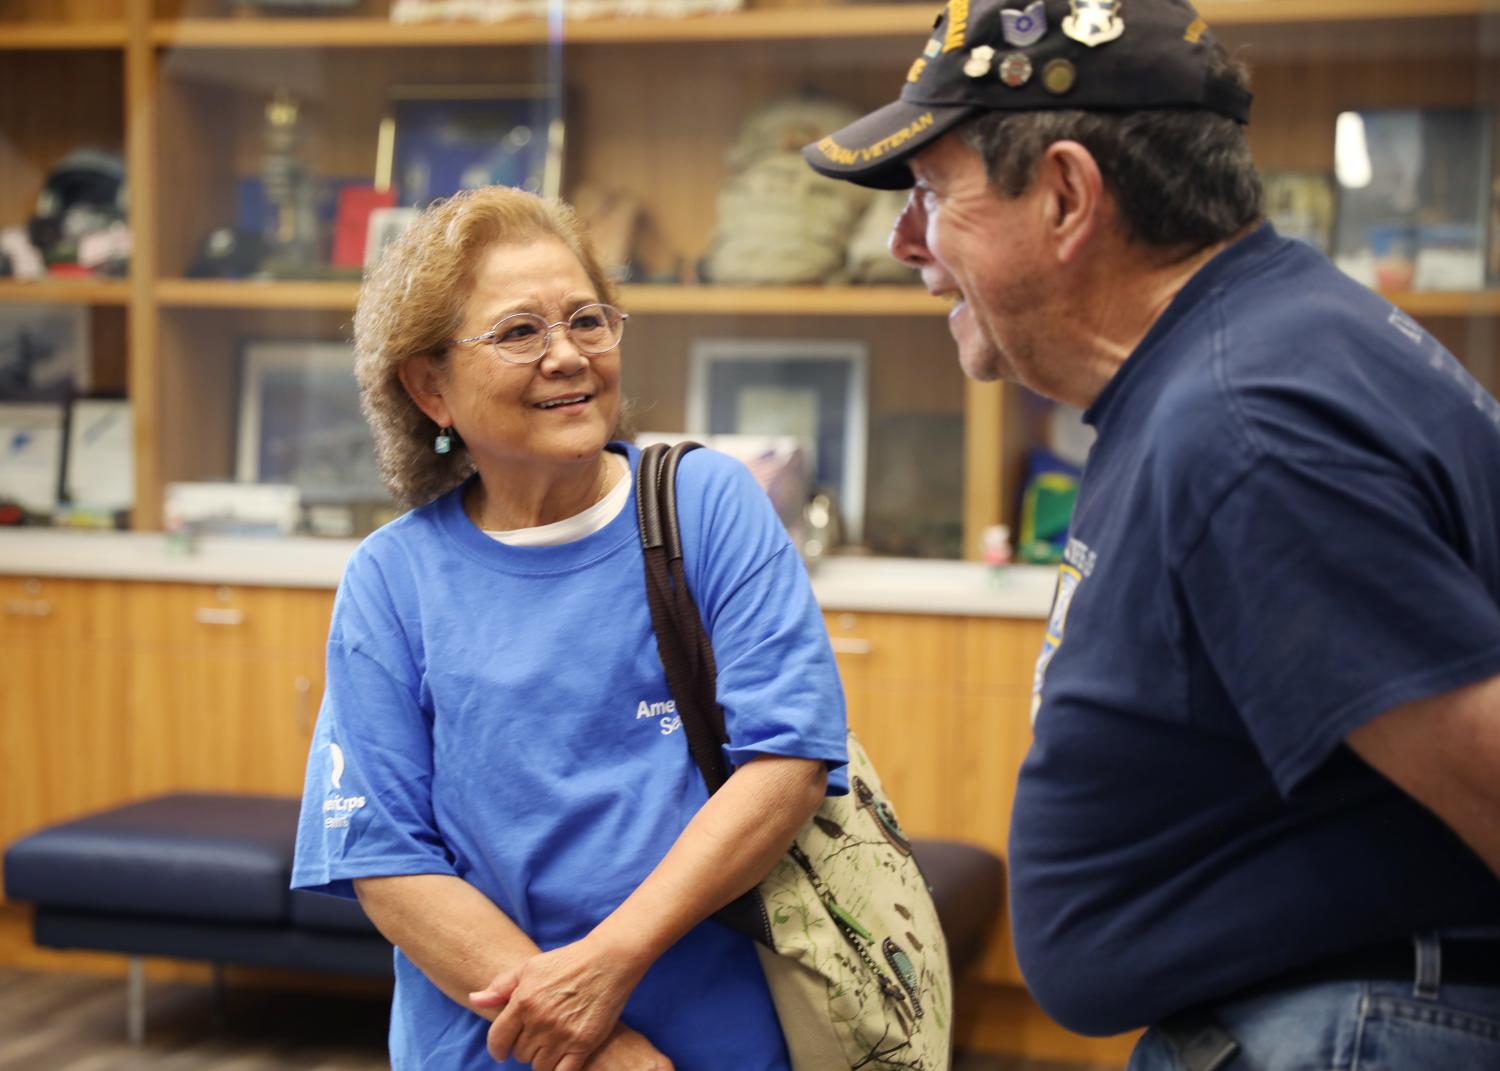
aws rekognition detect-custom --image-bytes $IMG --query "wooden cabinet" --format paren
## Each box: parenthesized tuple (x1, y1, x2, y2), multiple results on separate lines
(0, 577, 133, 861)
(123, 583, 331, 797)
(0, 578, 332, 871)
(4, 1, 1495, 558)
(827, 610, 1043, 987)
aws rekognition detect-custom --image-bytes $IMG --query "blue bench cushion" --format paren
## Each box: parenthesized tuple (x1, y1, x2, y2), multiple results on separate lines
(4, 794, 301, 925)
(908, 838, 1006, 977)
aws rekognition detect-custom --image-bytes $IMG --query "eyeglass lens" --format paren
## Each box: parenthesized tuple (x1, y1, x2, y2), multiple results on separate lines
(492, 304, 623, 362)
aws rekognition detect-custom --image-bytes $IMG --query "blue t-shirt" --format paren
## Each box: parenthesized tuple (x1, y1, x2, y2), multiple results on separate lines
(292, 443, 849, 1069)
(1011, 224, 1500, 1036)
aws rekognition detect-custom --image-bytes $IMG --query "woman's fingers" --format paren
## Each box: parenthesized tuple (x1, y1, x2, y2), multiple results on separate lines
(486, 1002, 525, 1062)
(471, 967, 520, 1010)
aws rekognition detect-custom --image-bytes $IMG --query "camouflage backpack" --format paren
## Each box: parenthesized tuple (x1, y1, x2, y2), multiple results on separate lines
(637, 442, 953, 1069)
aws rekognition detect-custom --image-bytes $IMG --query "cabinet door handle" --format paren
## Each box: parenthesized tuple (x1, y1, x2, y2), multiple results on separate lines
(194, 607, 246, 626)
(295, 675, 313, 735)
(4, 599, 52, 618)
(830, 637, 873, 656)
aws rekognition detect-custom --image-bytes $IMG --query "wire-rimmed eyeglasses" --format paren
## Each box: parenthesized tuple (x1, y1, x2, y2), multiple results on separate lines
(451, 303, 628, 366)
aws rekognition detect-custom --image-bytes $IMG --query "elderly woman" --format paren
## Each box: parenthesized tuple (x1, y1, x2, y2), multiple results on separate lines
(291, 185, 848, 1071)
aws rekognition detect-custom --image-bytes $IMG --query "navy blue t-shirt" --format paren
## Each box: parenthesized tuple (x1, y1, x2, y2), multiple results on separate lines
(1010, 224, 1500, 1036)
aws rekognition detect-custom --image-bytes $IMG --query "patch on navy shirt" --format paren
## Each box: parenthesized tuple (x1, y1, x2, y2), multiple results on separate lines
(1031, 553, 1088, 724)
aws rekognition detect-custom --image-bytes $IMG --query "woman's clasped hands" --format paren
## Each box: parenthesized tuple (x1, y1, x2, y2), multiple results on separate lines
(470, 934, 673, 1071)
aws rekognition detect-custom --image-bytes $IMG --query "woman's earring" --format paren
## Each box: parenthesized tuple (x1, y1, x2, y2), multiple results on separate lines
(434, 427, 453, 455)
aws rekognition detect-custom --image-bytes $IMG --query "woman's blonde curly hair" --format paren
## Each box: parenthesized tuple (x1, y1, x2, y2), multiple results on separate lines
(354, 186, 620, 510)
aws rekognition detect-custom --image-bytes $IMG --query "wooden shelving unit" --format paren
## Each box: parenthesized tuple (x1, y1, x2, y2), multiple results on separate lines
(4, 0, 1497, 548)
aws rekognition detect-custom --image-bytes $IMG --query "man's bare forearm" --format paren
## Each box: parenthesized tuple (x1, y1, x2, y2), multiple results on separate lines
(354, 873, 540, 1019)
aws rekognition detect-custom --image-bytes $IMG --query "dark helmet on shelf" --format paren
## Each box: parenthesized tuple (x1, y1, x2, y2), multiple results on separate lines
(28, 147, 128, 257)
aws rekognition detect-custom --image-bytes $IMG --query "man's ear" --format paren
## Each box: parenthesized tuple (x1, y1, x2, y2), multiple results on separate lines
(1035, 140, 1105, 264)
(398, 355, 452, 428)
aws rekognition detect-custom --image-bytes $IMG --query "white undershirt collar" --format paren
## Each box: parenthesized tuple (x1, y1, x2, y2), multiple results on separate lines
(485, 452, 629, 547)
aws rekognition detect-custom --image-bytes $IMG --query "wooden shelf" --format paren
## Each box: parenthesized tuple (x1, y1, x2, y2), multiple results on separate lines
(0, 279, 129, 306)
(154, 279, 949, 315)
(151, 278, 1500, 319)
(150, 5, 934, 48)
(1386, 290, 1500, 318)
(155, 279, 359, 310)
(147, 0, 1485, 49)
(0, 23, 128, 50)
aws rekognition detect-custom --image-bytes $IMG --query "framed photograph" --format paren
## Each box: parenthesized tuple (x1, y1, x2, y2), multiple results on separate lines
(63, 397, 133, 511)
(376, 84, 564, 207)
(1332, 108, 1494, 291)
(0, 304, 90, 401)
(0, 401, 66, 514)
(364, 206, 420, 269)
(687, 339, 868, 541)
(1261, 170, 1336, 253)
(235, 340, 387, 506)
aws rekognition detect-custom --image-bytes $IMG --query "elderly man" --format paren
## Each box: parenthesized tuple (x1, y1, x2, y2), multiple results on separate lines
(806, 1, 1500, 1068)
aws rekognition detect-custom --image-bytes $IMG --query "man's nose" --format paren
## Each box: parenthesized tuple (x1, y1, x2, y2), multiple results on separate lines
(888, 191, 931, 268)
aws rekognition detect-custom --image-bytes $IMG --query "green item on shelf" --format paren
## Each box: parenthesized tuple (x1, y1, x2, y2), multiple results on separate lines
(1017, 471, 1078, 565)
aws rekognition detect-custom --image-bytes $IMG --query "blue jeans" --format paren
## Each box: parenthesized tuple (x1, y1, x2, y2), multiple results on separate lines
(1128, 937, 1500, 1071)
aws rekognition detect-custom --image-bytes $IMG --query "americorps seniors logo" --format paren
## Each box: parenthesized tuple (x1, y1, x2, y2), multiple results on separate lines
(328, 742, 345, 789)
(323, 743, 366, 829)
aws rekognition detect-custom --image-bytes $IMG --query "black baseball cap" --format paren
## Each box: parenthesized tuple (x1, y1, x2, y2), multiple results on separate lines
(803, 0, 1251, 190)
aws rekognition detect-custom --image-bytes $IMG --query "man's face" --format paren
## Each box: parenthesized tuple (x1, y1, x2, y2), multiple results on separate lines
(890, 133, 1049, 386)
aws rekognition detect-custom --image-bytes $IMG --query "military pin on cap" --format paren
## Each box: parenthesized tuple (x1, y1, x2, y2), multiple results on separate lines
(999, 52, 1033, 87)
(963, 45, 996, 78)
(1042, 57, 1076, 94)
(1001, 0, 1048, 48)
(1063, 0, 1124, 47)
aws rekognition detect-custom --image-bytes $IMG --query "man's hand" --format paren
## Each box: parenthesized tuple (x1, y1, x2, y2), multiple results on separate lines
(471, 934, 648, 1071)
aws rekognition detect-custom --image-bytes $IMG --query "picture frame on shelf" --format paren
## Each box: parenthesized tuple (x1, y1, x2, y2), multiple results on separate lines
(364, 206, 421, 269)
(686, 339, 868, 541)
(0, 401, 66, 515)
(0, 304, 90, 401)
(235, 340, 388, 508)
(375, 84, 564, 208)
(62, 396, 132, 512)
(1260, 170, 1336, 253)
(1331, 107, 1494, 292)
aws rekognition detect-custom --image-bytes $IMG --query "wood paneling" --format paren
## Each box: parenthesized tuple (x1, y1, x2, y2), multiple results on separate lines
(0, 579, 332, 891)
(0, 579, 133, 887)
(124, 583, 330, 796)
(825, 611, 1049, 987)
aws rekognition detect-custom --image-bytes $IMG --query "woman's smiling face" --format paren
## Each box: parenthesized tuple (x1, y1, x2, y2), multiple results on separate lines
(430, 238, 622, 474)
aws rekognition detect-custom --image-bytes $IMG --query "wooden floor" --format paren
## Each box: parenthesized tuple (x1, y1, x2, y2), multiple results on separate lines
(0, 967, 1119, 1071)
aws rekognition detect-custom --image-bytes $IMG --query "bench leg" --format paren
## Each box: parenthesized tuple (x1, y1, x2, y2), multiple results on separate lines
(126, 956, 145, 1045)
(211, 962, 227, 1025)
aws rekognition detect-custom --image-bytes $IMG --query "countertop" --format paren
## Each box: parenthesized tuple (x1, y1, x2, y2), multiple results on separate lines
(0, 529, 1057, 619)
